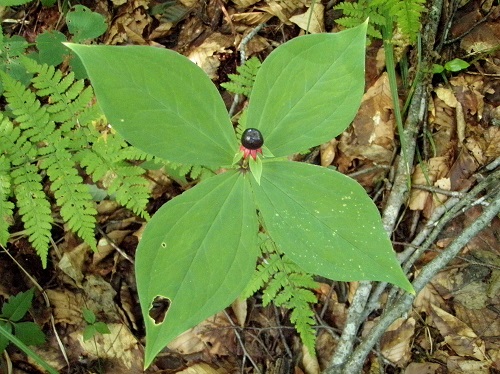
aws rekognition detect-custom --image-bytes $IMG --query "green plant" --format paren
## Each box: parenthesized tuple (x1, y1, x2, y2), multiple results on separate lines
(220, 56, 261, 97)
(224, 60, 318, 350)
(0, 5, 106, 82)
(335, 0, 426, 42)
(1, 0, 56, 6)
(82, 308, 110, 341)
(0, 25, 31, 92)
(0, 288, 58, 373)
(36, 4, 107, 76)
(67, 21, 414, 368)
(242, 233, 319, 351)
(432, 58, 470, 85)
(0, 288, 45, 354)
(0, 56, 151, 267)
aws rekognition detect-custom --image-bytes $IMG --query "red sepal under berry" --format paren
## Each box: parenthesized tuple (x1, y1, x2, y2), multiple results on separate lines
(240, 145, 263, 160)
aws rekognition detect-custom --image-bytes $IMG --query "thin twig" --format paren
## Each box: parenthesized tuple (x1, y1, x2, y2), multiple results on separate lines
(228, 23, 266, 117)
(411, 184, 465, 197)
(223, 310, 261, 373)
(96, 226, 134, 264)
(402, 169, 499, 272)
(273, 305, 294, 358)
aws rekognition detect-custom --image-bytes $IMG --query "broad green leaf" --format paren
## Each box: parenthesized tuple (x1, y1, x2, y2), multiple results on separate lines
(444, 58, 470, 72)
(0, 0, 32, 5)
(36, 31, 67, 66)
(82, 308, 96, 324)
(136, 170, 259, 368)
(83, 325, 97, 341)
(66, 5, 107, 43)
(246, 22, 367, 157)
(65, 44, 238, 168)
(93, 321, 111, 335)
(432, 64, 444, 74)
(251, 160, 413, 293)
(1, 289, 34, 322)
(14, 322, 45, 346)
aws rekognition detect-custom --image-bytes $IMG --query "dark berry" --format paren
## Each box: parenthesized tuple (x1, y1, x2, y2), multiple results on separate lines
(241, 128, 264, 150)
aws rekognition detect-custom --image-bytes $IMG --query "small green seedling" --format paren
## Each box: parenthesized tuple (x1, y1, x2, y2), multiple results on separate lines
(82, 308, 111, 342)
(66, 20, 413, 368)
(0, 289, 45, 354)
(433, 58, 470, 84)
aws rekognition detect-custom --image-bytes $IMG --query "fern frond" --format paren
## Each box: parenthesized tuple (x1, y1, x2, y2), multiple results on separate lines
(334, 1, 384, 39)
(11, 163, 53, 267)
(0, 111, 20, 154)
(221, 57, 261, 97)
(288, 296, 317, 353)
(0, 70, 55, 143)
(79, 133, 150, 218)
(388, 0, 425, 42)
(339, 0, 425, 42)
(0, 59, 156, 265)
(243, 235, 319, 353)
(21, 57, 95, 127)
(0, 156, 14, 246)
(40, 144, 97, 249)
(106, 165, 150, 218)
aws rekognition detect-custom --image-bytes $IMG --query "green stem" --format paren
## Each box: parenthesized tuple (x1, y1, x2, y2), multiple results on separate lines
(381, 14, 411, 180)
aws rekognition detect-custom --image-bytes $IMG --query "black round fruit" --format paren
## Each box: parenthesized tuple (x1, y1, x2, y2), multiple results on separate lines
(241, 128, 264, 150)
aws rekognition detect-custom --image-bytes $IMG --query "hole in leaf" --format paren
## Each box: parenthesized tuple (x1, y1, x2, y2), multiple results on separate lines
(148, 296, 170, 324)
(161, 242, 167, 249)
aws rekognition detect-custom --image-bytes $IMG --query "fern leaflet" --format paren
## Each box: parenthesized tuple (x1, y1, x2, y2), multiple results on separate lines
(335, 0, 425, 42)
(0, 156, 14, 246)
(221, 57, 261, 97)
(40, 141, 97, 250)
(243, 234, 318, 354)
(78, 132, 150, 219)
(11, 163, 53, 266)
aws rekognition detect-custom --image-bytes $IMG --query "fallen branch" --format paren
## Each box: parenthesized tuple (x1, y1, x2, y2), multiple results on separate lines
(343, 186, 500, 373)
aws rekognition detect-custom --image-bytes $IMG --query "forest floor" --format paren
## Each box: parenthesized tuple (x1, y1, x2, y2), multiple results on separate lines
(1, 0, 499, 373)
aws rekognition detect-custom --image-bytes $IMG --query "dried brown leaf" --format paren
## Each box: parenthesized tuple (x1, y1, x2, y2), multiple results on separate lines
(380, 317, 415, 367)
(409, 157, 450, 212)
(187, 33, 234, 79)
(320, 140, 337, 167)
(337, 73, 395, 179)
(430, 304, 487, 361)
(429, 96, 456, 157)
(231, 11, 273, 26)
(231, 298, 247, 327)
(46, 289, 85, 324)
(289, 4, 325, 33)
(75, 323, 142, 372)
(259, 0, 308, 23)
(461, 22, 500, 54)
(447, 356, 491, 373)
(177, 363, 229, 374)
(232, 0, 261, 8)
(404, 362, 442, 374)
(413, 280, 447, 314)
